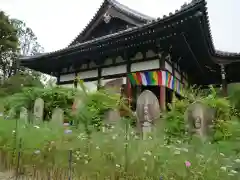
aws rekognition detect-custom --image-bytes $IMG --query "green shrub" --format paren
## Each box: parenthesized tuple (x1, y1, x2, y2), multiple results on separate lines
(164, 86, 238, 143)
(3, 86, 76, 120)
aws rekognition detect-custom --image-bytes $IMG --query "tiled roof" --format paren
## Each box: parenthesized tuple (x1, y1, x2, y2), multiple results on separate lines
(20, 0, 240, 62)
(108, 0, 155, 21)
(68, 0, 155, 46)
(20, 0, 204, 61)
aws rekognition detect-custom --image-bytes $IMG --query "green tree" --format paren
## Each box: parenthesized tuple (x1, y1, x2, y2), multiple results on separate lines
(0, 11, 18, 81)
(0, 15, 45, 96)
(11, 19, 44, 80)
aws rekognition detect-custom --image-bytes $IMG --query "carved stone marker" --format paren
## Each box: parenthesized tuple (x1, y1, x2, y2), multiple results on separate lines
(8, 108, 16, 119)
(105, 109, 121, 123)
(103, 78, 123, 94)
(185, 102, 215, 139)
(72, 97, 82, 113)
(136, 90, 161, 139)
(33, 98, 44, 123)
(20, 107, 28, 124)
(51, 108, 64, 125)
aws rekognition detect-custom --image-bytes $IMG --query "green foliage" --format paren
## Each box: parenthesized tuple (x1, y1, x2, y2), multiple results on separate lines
(164, 86, 238, 143)
(3, 86, 76, 120)
(164, 97, 189, 144)
(0, 118, 239, 179)
(0, 84, 240, 179)
(0, 73, 43, 97)
(0, 11, 18, 53)
(202, 86, 233, 141)
(74, 79, 123, 134)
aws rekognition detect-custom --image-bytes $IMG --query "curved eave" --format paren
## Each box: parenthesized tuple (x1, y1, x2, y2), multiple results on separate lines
(214, 51, 240, 61)
(199, 1, 240, 62)
(20, 0, 207, 63)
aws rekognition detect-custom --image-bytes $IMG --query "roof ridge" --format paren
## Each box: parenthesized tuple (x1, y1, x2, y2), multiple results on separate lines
(68, 0, 154, 47)
(108, 0, 155, 20)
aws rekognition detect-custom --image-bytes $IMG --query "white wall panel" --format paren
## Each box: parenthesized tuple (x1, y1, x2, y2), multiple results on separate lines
(79, 81, 98, 92)
(59, 73, 75, 82)
(146, 50, 156, 58)
(175, 70, 181, 80)
(78, 70, 98, 79)
(59, 83, 74, 89)
(102, 65, 126, 76)
(131, 60, 159, 72)
(101, 77, 126, 86)
(131, 52, 143, 61)
(165, 61, 172, 73)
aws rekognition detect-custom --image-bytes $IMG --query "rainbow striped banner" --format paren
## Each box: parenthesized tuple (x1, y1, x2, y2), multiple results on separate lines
(128, 70, 183, 95)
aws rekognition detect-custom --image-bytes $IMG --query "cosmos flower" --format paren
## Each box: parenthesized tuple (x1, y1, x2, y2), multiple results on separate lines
(63, 123, 69, 126)
(185, 161, 191, 167)
(34, 150, 40, 154)
(64, 129, 72, 134)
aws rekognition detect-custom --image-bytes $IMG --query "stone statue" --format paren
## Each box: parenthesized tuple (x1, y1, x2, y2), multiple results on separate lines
(136, 90, 161, 139)
(185, 102, 215, 139)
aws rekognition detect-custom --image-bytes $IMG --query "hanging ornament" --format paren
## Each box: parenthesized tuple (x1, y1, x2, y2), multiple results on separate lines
(103, 13, 111, 23)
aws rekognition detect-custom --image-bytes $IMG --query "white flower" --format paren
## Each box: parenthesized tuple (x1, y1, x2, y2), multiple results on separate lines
(144, 151, 152, 156)
(96, 146, 100, 150)
(34, 125, 40, 129)
(116, 164, 120, 168)
(148, 136, 153, 140)
(181, 148, 188, 152)
(174, 150, 181, 155)
(234, 159, 240, 163)
(34, 150, 41, 154)
(76, 157, 80, 160)
(76, 151, 80, 154)
(196, 154, 204, 159)
(220, 166, 227, 171)
(230, 170, 238, 174)
(134, 135, 139, 139)
(112, 135, 117, 140)
(141, 157, 146, 161)
(176, 140, 182, 144)
(220, 153, 225, 157)
(84, 160, 88, 164)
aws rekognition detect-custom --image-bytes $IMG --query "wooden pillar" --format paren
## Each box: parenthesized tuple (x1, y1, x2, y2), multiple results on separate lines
(157, 45, 166, 111)
(220, 64, 227, 96)
(97, 65, 102, 90)
(56, 72, 60, 85)
(125, 51, 131, 107)
(127, 78, 132, 107)
(74, 72, 78, 89)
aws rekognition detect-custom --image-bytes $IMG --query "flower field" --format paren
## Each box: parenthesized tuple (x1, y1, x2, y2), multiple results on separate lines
(0, 86, 240, 179)
(0, 117, 239, 179)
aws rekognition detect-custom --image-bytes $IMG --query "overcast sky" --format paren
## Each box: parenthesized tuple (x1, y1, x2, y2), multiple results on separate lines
(1, 0, 239, 53)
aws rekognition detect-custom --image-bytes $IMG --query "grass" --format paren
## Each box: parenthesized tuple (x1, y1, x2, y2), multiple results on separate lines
(0, 117, 239, 179)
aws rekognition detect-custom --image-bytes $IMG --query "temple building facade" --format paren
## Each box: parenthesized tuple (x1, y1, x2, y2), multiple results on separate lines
(20, 0, 240, 111)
